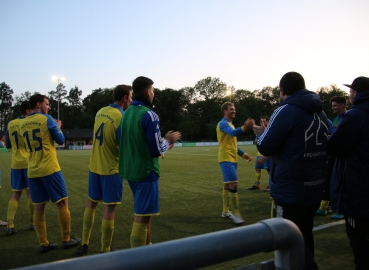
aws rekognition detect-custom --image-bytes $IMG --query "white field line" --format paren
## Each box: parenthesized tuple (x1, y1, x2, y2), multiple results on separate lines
(167, 149, 217, 156)
(313, 220, 345, 231)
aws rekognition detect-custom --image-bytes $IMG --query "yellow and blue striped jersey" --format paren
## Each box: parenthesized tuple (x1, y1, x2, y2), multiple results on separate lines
(6, 117, 28, 169)
(216, 118, 245, 163)
(20, 112, 64, 178)
(89, 104, 124, 175)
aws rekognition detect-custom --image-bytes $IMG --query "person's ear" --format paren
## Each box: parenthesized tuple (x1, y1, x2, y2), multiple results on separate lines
(280, 87, 286, 96)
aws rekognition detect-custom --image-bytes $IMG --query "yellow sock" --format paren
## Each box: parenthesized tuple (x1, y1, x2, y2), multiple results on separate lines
(130, 222, 148, 248)
(271, 199, 275, 218)
(101, 219, 114, 252)
(229, 191, 240, 215)
(255, 173, 261, 185)
(320, 200, 329, 211)
(7, 199, 18, 228)
(82, 207, 95, 245)
(34, 212, 48, 246)
(28, 198, 34, 224)
(58, 207, 71, 242)
(222, 189, 230, 213)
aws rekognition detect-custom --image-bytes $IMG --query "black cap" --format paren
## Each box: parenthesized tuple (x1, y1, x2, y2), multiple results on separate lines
(343, 76, 369, 93)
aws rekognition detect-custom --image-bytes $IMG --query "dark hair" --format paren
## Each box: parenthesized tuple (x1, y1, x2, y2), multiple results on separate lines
(261, 116, 268, 121)
(29, 94, 48, 110)
(330, 96, 346, 105)
(221, 102, 234, 112)
(279, 72, 306, 95)
(132, 76, 154, 98)
(113, 85, 132, 101)
(20, 101, 30, 115)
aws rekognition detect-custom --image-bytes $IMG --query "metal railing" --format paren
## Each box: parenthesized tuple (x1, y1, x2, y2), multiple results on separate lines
(18, 218, 304, 270)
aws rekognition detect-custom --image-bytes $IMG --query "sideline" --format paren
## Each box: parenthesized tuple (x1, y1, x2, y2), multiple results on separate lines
(313, 220, 345, 231)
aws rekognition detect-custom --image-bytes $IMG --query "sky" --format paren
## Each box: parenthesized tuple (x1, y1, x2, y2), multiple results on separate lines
(1, 0, 368, 100)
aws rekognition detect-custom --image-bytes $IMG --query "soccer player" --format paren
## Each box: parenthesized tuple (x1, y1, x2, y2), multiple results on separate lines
(0, 135, 5, 147)
(77, 85, 132, 255)
(216, 102, 253, 225)
(19, 94, 81, 254)
(255, 72, 328, 270)
(328, 76, 369, 270)
(5, 101, 34, 235)
(248, 116, 271, 191)
(118, 76, 181, 247)
(316, 96, 347, 219)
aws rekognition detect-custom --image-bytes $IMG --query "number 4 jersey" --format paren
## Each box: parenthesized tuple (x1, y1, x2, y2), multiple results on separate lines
(20, 112, 64, 178)
(89, 104, 124, 175)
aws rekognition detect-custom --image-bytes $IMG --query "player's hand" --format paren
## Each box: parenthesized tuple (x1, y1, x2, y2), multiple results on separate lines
(243, 118, 255, 130)
(242, 153, 252, 161)
(54, 119, 62, 129)
(164, 130, 182, 144)
(168, 143, 174, 150)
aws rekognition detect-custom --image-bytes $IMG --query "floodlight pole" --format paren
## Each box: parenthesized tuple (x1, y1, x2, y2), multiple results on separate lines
(52, 76, 65, 150)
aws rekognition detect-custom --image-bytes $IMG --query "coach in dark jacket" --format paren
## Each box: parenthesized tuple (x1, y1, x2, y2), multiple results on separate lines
(327, 76, 369, 270)
(255, 72, 329, 270)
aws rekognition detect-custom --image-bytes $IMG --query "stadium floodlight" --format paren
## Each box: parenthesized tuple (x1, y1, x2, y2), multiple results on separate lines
(226, 89, 232, 102)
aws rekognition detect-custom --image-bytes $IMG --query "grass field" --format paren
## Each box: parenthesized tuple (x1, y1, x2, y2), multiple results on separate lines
(0, 146, 355, 269)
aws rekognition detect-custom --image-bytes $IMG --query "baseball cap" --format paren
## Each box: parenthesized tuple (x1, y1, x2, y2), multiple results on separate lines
(343, 76, 369, 92)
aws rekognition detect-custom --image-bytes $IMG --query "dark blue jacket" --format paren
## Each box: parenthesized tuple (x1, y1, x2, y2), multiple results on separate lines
(327, 91, 369, 219)
(257, 89, 329, 206)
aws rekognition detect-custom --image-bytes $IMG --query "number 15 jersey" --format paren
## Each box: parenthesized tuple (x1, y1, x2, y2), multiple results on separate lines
(89, 104, 124, 175)
(20, 112, 65, 178)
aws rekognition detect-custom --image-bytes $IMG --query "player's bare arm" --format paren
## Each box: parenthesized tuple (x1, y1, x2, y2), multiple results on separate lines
(253, 123, 265, 136)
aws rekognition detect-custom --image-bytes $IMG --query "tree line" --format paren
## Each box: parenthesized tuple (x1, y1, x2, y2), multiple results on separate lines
(0, 77, 349, 142)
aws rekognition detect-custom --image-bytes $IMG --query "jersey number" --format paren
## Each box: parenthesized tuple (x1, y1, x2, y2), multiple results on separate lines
(95, 123, 104, 146)
(305, 114, 328, 146)
(23, 129, 42, 152)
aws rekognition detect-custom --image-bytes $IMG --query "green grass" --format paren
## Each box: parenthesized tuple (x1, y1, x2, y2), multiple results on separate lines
(0, 146, 355, 269)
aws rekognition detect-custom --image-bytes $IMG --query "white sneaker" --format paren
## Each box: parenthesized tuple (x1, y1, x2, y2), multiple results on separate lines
(230, 214, 245, 225)
(221, 211, 234, 218)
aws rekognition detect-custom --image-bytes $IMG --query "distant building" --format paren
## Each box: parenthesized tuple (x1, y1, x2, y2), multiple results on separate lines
(63, 129, 93, 150)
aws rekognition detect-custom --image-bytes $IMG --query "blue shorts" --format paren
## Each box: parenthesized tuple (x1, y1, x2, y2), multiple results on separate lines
(11, 168, 30, 191)
(219, 162, 238, 183)
(28, 171, 68, 204)
(128, 178, 159, 216)
(255, 156, 272, 170)
(88, 171, 123, 204)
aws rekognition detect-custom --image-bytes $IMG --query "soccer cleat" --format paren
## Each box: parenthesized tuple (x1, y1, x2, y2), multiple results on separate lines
(77, 244, 88, 255)
(315, 209, 327, 216)
(331, 214, 344, 220)
(5, 227, 17, 236)
(230, 214, 245, 225)
(29, 224, 35, 231)
(248, 185, 260, 190)
(40, 242, 58, 254)
(63, 237, 81, 249)
(264, 186, 270, 192)
(222, 211, 234, 218)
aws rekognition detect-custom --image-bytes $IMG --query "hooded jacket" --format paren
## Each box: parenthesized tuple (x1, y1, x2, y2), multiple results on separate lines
(327, 91, 369, 219)
(257, 89, 329, 206)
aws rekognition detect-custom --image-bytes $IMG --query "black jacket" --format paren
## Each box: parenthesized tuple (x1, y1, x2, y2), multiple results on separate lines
(257, 89, 329, 206)
(328, 91, 369, 219)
